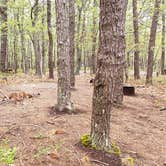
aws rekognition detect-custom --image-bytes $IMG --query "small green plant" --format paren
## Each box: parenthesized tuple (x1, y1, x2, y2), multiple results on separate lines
(81, 134, 92, 147)
(0, 146, 17, 164)
(34, 140, 65, 158)
(127, 157, 135, 166)
(35, 133, 46, 139)
(109, 142, 122, 156)
(34, 146, 51, 158)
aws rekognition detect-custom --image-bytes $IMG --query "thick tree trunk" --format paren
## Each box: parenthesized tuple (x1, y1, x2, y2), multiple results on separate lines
(161, 0, 165, 75)
(69, 0, 75, 87)
(133, 0, 140, 79)
(55, 0, 73, 111)
(146, 0, 161, 84)
(47, 0, 54, 79)
(0, 0, 8, 72)
(113, 1, 128, 104)
(90, 0, 127, 151)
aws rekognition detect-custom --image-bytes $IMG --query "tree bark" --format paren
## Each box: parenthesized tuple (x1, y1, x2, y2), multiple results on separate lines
(113, 1, 128, 104)
(31, 0, 43, 77)
(90, 0, 127, 151)
(75, 7, 82, 75)
(146, 0, 161, 84)
(42, 0, 46, 75)
(55, 0, 73, 111)
(0, 0, 8, 72)
(47, 0, 54, 79)
(161, 0, 165, 75)
(91, 0, 98, 74)
(132, 0, 140, 79)
(69, 0, 75, 87)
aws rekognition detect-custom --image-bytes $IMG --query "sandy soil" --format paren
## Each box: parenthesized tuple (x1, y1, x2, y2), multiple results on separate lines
(0, 74, 166, 166)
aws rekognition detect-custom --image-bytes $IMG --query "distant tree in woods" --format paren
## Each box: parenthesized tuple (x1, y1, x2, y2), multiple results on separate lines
(132, 0, 140, 79)
(146, 0, 161, 84)
(31, 0, 43, 77)
(90, 0, 98, 74)
(90, 0, 127, 150)
(69, 0, 75, 87)
(161, 0, 165, 75)
(55, 0, 73, 112)
(0, 0, 8, 72)
(47, 0, 54, 79)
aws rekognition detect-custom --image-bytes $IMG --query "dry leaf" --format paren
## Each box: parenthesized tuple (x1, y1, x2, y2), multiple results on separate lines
(48, 150, 60, 160)
(54, 130, 66, 135)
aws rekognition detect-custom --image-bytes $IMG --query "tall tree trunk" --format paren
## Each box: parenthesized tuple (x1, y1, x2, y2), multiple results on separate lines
(42, 0, 46, 75)
(0, 0, 8, 72)
(133, 0, 140, 79)
(31, 0, 43, 77)
(69, 0, 75, 87)
(55, 0, 73, 112)
(146, 0, 161, 84)
(13, 9, 18, 73)
(47, 0, 54, 79)
(81, 13, 86, 73)
(90, 0, 127, 151)
(75, 7, 82, 75)
(113, 1, 128, 104)
(91, 0, 98, 74)
(161, 0, 165, 75)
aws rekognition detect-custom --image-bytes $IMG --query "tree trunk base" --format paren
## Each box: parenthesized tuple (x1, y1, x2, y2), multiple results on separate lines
(53, 103, 74, 114)
(76, 141, 122, 166)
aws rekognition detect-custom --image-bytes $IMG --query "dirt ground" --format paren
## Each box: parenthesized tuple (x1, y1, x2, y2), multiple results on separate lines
(0, 74, 166, 166)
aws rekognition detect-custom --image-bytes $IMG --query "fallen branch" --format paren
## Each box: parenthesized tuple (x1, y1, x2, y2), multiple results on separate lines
(160, 107, 166, 111)
(91, 159, 109, 166)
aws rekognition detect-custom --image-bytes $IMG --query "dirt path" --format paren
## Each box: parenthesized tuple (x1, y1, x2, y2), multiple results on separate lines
(0, 75, 166, 166)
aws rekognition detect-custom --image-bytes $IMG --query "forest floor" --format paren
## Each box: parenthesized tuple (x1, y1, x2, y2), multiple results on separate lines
(0, 74, 166, 166)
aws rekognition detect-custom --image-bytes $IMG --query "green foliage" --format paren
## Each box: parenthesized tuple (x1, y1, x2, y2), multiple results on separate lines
(0, 139, 17, 164)
(34, 146, 51, 158)
(108, 142, 122, 156)
(127, 157, 135, 166)
(81, 134, 92, 147)
(34, 140, 65, 158)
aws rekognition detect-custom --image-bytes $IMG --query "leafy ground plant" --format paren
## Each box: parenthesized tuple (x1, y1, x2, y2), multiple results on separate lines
(0, 146, 17, 164)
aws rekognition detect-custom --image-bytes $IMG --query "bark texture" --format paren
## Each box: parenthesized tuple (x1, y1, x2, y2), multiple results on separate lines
(47, 0, 54, 79)
(133, 0, 140, 79)
(90, 0, 127, 150)
(91, 0, 98, 74)
(0, 0, 8, 72)
(31, 0, 43, 77)
(146, 0, 161, 84)
(161, 0, 165, 75)
(69, 0, 75, 87)
(113, 1, 128, 104)
(55, 0, 72, 111)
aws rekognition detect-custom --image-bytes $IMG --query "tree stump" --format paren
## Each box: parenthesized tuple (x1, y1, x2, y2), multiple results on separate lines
(123, 86, 135, 96)
(163, 69, 166, 75)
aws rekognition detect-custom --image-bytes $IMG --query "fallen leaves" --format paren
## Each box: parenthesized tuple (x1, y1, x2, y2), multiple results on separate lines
(48, 150, 60, 160)
(54, 130, 66, 135)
